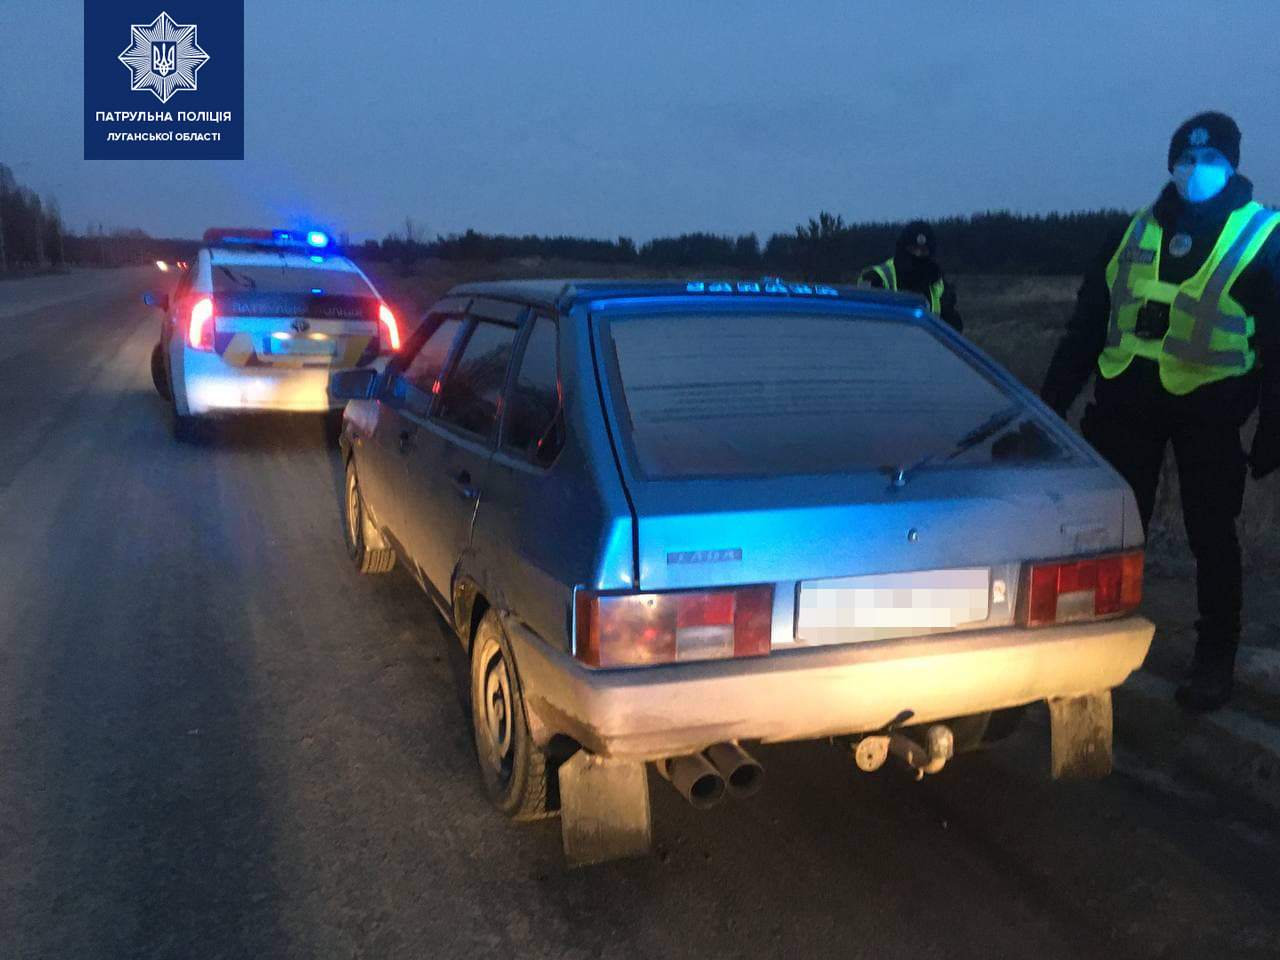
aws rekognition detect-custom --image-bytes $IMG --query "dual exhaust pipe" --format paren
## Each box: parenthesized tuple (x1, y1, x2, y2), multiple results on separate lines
(657, 741, 764, 809)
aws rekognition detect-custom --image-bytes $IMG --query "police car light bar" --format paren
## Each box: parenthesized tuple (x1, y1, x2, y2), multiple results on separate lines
(202, 228, 334, 251)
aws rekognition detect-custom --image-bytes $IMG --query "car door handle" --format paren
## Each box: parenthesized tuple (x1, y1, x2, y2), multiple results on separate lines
(451, 470, 478, 500)
(397, 429, 413, 453)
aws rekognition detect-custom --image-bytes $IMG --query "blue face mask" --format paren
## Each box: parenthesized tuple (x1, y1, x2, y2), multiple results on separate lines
(1172, 161, 1231, 203)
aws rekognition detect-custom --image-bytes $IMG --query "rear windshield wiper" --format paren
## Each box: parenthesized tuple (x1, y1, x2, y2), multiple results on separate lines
(217, 266, 257, 290)
(892, 403, 1024, 487)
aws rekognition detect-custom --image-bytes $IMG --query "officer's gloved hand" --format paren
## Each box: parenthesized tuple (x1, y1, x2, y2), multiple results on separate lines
(1249, 420, 1280, 479)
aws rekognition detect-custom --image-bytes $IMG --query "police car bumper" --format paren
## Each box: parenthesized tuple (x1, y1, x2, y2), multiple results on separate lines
(179, 351, 384, 415)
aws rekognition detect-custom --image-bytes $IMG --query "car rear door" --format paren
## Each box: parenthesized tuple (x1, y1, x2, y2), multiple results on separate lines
(393, 299, 525, 604)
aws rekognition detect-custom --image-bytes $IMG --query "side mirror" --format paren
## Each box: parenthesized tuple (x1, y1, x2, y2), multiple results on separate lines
(329, 368, 378, 401)
(142, 291, 169, 312)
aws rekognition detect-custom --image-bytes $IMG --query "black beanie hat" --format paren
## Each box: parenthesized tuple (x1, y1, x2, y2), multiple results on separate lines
(1168, 111, 1240, 171)
(896, 220, 936, 258)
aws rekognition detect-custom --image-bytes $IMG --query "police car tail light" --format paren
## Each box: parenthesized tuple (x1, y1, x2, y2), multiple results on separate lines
(574, 586, 773, 668)
(378, 303, 401, 351)
(188, 297, 215, 351)
(1017, 550, 1143, 627)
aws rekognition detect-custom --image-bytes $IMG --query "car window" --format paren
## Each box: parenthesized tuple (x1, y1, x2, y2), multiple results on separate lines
(402, 316, 464, 393)
(434, 320, 518, 440)
(209, 264, 373, 296)
(604, 311, 1071, 479)
(502, 316, 563, 466)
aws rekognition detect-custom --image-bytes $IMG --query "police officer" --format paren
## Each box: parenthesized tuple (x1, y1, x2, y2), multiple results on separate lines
(1041, 111, 1280, 711)
(859, 220, 963, 331)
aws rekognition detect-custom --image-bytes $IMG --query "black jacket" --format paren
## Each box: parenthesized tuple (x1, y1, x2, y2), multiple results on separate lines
(1040, 175, 1280, 474)
(860, 255, 963, 332)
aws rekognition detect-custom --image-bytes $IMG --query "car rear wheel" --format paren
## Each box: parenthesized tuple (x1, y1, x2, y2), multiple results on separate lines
(470, 611, 552, 820)
(343, 458, 395, 574)
(150, 342, 171, 400)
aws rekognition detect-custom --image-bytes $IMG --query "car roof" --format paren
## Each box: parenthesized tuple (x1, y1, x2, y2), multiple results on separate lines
(445, 278, 931, 314)
(205, 248, 361, 271)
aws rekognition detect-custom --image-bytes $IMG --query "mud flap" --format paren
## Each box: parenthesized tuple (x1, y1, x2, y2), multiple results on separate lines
(1048, 691, 1113, 780)
(558, 752, 651, 867)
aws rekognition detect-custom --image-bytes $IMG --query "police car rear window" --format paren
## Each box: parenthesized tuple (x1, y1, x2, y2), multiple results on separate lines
(604, 312, 1068, 479)
(210, 265, 373, 297)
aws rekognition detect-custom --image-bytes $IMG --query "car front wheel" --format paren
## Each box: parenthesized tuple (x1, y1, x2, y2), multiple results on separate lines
(343, 458, 395, 574)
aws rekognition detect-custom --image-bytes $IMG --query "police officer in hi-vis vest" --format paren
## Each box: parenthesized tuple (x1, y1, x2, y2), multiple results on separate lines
(1041, 111, 1280, 711)
(859, 220, 963, 331)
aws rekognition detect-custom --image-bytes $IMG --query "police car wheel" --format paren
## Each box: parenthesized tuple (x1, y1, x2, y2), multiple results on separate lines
(469, 611, 553, 821)
(343, 458, 395, 574)
(150, 343, 171, 400)
(172, 413, 206, 444)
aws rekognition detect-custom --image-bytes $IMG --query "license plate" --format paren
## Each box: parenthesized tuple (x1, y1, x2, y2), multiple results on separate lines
(266, 335, 335, 356)
(796, 568, 990, 644)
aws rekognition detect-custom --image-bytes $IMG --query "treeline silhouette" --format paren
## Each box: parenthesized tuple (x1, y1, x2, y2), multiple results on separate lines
(1, 153, 1132, 282)
(363, 209, 1131, 279)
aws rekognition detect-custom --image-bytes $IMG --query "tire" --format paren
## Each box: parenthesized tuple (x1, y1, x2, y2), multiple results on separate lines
(470, 611, 552, 820)
(172, 411, 207, 444)
(343, 458, 396, 574)
(150, 342, 172, 400)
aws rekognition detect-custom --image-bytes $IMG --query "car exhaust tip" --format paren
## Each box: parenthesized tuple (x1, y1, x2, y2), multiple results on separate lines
(657, 754, 726, 809)
(703, 742, 765, 799)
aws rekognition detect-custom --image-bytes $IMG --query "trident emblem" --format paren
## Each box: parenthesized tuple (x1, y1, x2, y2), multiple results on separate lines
(151, 42, 175, 76)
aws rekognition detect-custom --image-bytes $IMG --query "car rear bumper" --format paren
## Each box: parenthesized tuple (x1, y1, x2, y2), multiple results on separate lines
(507, 615, 1154, 761)
(179, 350, 383, 414)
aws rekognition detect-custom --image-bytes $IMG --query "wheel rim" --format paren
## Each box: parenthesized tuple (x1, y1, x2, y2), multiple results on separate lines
(345, 466, 362, 550)
(476, 635, 515, 783)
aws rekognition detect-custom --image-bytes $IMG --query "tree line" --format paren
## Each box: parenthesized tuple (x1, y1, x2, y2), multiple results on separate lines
(2, 155, 1133, 280)
(362, 208, 1133, 279)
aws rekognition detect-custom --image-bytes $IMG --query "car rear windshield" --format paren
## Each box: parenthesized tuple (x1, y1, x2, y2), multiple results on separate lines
(210, 264, 373, 297)
(603, 311, 1069, 478)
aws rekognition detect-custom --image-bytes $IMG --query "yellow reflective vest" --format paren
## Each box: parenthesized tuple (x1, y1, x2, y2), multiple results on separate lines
(862, 259, 945, 315)
(1099, 201, 1280, 395)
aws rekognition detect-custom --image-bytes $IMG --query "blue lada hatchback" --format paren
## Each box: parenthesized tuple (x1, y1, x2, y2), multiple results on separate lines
(329, 278, 1153, 865)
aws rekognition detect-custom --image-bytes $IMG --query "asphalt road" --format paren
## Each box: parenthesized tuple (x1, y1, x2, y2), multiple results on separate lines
(2, 269, 1278, 960)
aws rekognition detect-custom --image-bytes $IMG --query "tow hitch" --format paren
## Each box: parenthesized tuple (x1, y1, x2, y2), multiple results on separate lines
(850, 722, 955, 780)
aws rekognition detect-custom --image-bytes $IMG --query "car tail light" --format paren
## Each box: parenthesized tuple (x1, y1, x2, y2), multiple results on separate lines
(575, 585, 773, 668)
(188, 296, 214, 350)
(1017, 550, 1143, 627)
(378, 303, 400, 351)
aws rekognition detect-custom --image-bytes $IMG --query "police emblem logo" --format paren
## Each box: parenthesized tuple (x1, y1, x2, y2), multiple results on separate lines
(1168, 233, 1193, 258)
(151, 42, 176, 77)
(118, 11, 210, 104)
(916, 234, 927, 246)
(1189, 127, 1210, 148)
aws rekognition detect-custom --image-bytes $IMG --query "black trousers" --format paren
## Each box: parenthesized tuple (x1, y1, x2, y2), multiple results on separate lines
(1082, 360, 1255, 655)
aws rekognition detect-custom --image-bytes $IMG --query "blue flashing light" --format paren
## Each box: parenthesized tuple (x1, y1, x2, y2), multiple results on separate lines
(763, 279, 787, 293)
(309, 255, 324, 264)
(789, 283, 813, 294)
(272, 229, 294, 244)
(686, 281, 706, 292)
(311, 287, 323, 294)
(306, 230, 330, 248)
(814, 284, 838, 296)
(708, 281, 732, 293)
(736, 281, 760, 293)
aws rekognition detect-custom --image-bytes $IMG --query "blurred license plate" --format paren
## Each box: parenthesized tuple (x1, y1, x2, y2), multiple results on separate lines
(796, 568, 990, 644)
(268, 335, 334, 356)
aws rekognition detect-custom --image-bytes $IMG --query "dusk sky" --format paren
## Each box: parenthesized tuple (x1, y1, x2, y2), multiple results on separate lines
(4, 1, 1279, 243)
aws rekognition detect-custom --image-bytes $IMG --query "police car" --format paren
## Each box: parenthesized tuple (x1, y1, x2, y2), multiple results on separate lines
(146, 228, 401, 441)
